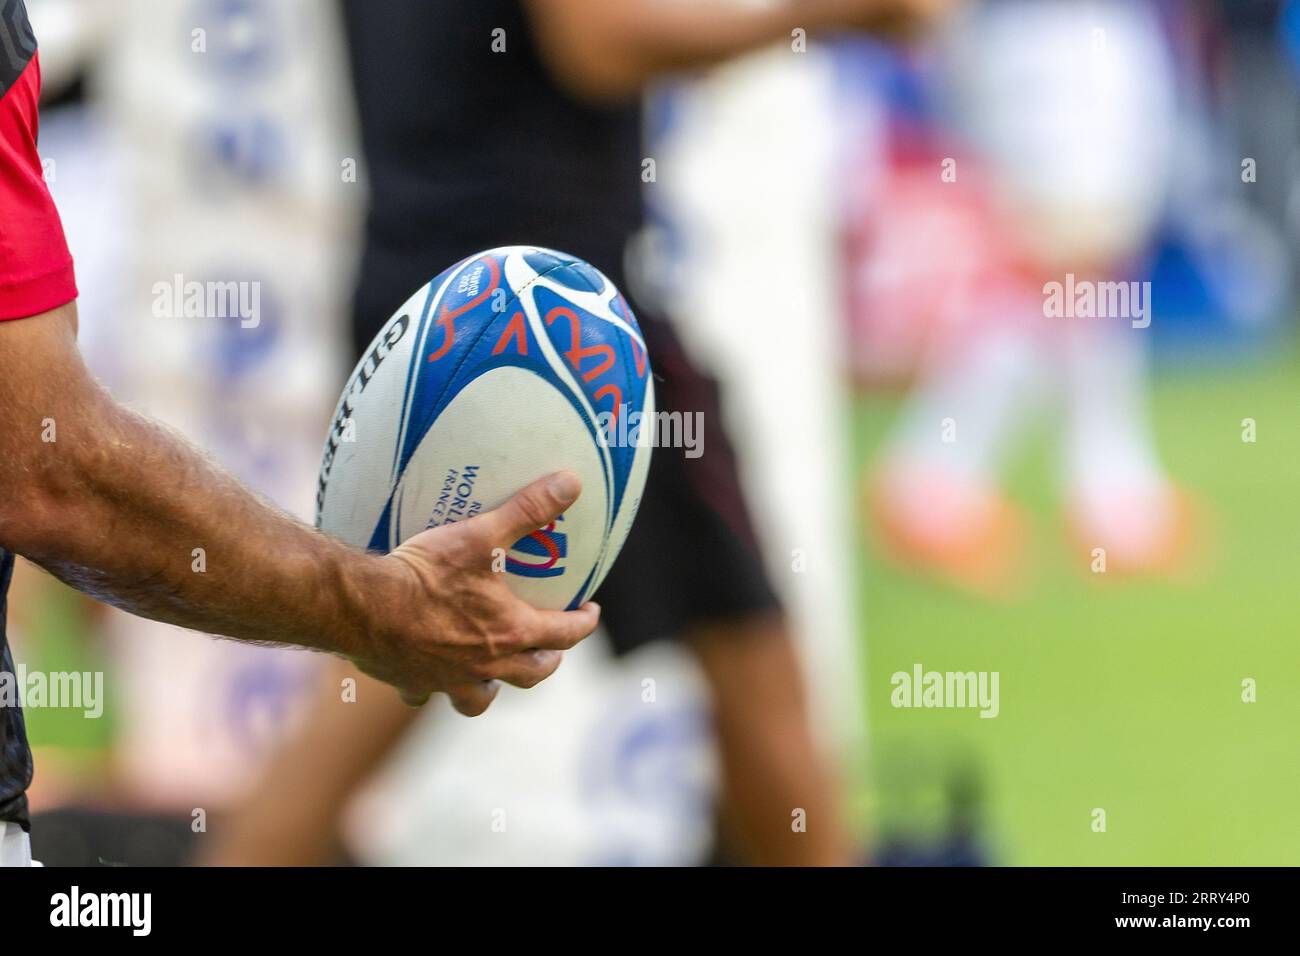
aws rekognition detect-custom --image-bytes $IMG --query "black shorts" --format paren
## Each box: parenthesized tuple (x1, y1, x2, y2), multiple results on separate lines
(592, 314, 781, 656)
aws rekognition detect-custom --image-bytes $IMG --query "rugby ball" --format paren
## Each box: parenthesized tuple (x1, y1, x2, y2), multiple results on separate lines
(315, 246, 654, 611)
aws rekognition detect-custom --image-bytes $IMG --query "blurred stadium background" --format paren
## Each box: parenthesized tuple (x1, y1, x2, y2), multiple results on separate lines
(11, 0, 1300, 865)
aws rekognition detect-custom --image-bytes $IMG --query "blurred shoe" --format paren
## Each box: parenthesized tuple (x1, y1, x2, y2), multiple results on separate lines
(867, 463, 1028, 599)
(1065, 483, 1203, 578)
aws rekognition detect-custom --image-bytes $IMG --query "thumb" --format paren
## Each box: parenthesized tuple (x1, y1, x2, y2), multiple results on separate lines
(483, 471, 582, 546)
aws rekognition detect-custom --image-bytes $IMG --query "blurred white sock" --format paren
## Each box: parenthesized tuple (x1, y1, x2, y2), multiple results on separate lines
(1060, 326, 1176, 545)
(884, 326, 1046, 496)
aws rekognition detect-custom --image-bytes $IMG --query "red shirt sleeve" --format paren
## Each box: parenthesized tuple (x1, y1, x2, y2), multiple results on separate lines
(0, 52, 78, 321)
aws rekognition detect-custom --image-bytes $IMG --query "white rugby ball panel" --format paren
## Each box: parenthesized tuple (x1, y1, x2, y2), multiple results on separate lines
(389, 367, 610, 609)
(315, 282, 429, 545)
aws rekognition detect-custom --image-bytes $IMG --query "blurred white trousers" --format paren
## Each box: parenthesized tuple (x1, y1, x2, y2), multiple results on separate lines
(0, 821, 38, 867)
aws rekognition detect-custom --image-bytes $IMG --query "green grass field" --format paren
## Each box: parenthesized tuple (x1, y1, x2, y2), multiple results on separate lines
(851, 345, 1300, 865)
(22, 342, 1297, 865)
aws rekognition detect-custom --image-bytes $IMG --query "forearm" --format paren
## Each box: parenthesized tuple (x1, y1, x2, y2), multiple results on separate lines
(528, 0, 861, 99)
(0, 324, 374, 655)
(562, 3, 799, 73)
(35, 407, 364, 650)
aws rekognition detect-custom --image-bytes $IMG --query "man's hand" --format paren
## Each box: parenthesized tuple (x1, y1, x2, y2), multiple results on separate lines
(349, 472, 600, 716)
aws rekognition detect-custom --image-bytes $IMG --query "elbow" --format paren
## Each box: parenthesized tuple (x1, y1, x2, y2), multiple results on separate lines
(0, 489, 50, 563)
(0, 430, 97, 561)
(0, 469, 71, 561)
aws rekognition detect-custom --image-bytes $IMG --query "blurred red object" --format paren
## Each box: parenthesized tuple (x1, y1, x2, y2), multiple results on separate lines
(842, 140, 1034, 388)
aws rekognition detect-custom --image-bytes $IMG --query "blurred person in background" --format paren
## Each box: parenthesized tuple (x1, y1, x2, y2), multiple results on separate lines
(835, 0, 1300, 867)
(204, 0, 957, 867)
(858, 0, 1206, 596)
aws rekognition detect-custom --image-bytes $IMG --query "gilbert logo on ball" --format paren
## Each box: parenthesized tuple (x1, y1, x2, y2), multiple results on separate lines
(316, 246, 655, 610)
